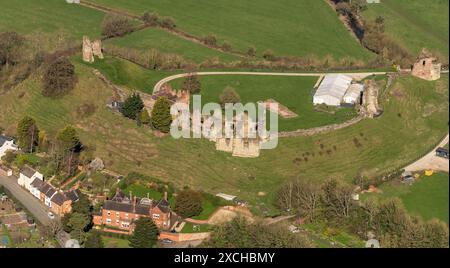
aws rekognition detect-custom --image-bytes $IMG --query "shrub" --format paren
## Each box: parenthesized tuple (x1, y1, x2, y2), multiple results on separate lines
(219, 86, 241, 107)
(142, 12, 160, 26)
(174, 189, 203, 218)
(222, 41, 232, 52)
(246, 46, 256, 57)
(102, 13, 133, 38)
(151, 97, 172, 133)
(42, 57, 77, 97)
(262, 49, 276, 61)
(203, 34, 217, 46)
(160, 17, 176, 29)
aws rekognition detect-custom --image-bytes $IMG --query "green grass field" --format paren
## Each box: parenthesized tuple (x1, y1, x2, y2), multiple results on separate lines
(106, 28, 239, 63)
(169, 74, 357, 131)
(364, 172, 449, 224)
(89, 0, 374, 60)
(0, 59, 447, 215)
(75, 56, 180, 94)
(102, 236, 130, 248)
(362, 0, 449, 59)
(0, 0, 105, 39)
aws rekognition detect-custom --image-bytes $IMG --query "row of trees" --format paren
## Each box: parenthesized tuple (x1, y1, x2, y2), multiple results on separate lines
(204, 217, 312, 248)
(104, 43, 388, 73)
(13, 116, 83, 176)
(142, 11, 176, 30)
(277, 178, 449, 248)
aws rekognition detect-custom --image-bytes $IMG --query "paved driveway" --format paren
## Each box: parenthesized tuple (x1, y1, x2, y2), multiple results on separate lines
(0, 175, 51, 226)
(404, 134, 449, 172)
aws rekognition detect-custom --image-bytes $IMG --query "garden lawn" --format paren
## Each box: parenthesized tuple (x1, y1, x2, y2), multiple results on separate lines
(362, 0, 449, 59)
(181, 222, 212, 233)
(102, 236, 131, 248)
(364, 172, 449, 224)
(106, 28, 239, 63)
(0, 0, 106, 39)
(88, 0, 374, 60)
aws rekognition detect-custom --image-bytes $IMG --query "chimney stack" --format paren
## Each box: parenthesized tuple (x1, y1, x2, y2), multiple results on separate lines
(164, 191, 168, 201)
(133, 196, 137, 213)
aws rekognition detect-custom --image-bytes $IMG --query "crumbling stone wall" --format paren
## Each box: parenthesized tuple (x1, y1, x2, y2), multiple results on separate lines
(411, 49, 441, 81)
(82, 36, 104, 63)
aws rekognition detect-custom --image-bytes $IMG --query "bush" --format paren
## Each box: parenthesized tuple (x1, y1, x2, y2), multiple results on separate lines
(247, 46, 256, 57)
(174, 189, 203, 218)
(121, 93, 144, 120)
(203, 34, 217, 46)
(102, 13, 133, 38)
(160, 17, 176, 29)
(219, 86, 241, 107)
(222, 41, 232, 52)
(151, 97, 172, 133)
(262, 49, 276, 61)
(142, 12, 160, 26)
(42, 57, 77, 97)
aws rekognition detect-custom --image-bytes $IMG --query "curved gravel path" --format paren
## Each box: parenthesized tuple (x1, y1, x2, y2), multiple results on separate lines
(153, 71, 388, 93)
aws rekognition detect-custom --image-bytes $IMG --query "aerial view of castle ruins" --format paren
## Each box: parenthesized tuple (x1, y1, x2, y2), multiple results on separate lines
(0, 0, 448, 255)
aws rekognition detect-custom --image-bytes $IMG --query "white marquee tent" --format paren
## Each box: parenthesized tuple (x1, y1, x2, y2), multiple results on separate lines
(313, 74, 353, 106)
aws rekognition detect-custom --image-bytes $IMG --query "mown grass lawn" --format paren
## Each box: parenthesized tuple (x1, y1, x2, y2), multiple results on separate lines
(362, 0, 449, 59)
(169, 74, 357, 131)
(102, 236, 130, 248)
(0, 0, 106, 39)
(106, 28, 239, 63)
(89, 0, 374, 60)
(181, 222, 212, 233)
(364, 172, 449, 224)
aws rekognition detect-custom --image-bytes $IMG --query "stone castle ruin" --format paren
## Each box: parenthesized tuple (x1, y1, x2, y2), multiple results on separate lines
(411, 49, 441, 81)
(213, 113, 265, 158)
(82, 36, 104, 63)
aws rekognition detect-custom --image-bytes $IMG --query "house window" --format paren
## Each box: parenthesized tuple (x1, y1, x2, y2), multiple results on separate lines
(121, 222, 129, 228)
(106, 218, 111, 224)
(125, 213, 129, 219)
(107, 211, 111, 216)
(152, 214, 160, 219)
(116, 219, 120, 224)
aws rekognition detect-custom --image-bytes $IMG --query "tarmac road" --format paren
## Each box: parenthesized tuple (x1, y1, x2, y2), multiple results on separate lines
(0, 175, 52, 226)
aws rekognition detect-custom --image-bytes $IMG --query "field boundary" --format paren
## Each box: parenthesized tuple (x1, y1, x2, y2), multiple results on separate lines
(80, 0, 246, 59)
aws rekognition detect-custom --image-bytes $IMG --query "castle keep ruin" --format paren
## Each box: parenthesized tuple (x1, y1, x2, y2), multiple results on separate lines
(411, 49, 441, 81)
(82, 36, 104, 63)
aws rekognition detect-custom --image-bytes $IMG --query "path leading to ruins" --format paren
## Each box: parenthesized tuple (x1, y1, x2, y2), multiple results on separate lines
(404, 133, 449, 172)
(153, 71, 389, 93)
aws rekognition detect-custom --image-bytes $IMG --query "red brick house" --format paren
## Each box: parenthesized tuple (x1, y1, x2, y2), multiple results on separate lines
(93, 190, 171, 233)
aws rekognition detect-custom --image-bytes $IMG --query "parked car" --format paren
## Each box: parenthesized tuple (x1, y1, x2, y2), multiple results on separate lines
(160, 238, 174, 244)
(47, 212, 55, 219)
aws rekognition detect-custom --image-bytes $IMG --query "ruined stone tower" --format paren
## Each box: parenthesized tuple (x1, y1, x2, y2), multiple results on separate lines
(82, 36, 104, 63)
(411, 49, 441, 81)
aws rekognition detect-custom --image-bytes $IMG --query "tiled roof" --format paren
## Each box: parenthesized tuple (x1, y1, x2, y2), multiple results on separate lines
(30, 178, 44, 189)
(51, 193, 67, 206)
(0, 135, 13, 147)
(20, 165, 36, 178)
(66, 189, 80, 202)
